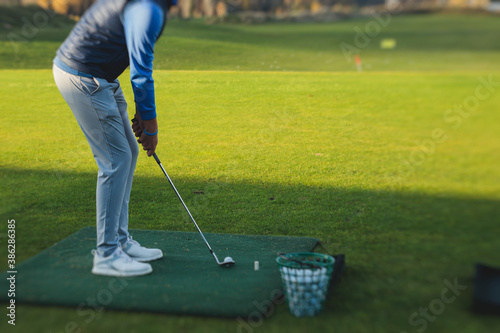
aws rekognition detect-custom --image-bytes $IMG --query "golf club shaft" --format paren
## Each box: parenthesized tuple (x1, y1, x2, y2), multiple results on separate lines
(152, 153, 220, 263)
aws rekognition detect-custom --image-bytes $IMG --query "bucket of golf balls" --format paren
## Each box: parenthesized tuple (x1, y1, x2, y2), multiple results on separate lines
(276, 252, 335, 317)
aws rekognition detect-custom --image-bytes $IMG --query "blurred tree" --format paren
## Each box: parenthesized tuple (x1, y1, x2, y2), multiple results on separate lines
(201, 0, 215, 16)
(178, 0, 193, 17)
(215, 1, 227, 16)
(6, 0, 493, 19)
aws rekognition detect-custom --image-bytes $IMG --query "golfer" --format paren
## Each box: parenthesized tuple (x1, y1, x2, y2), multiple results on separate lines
(53, 0, 174, 277)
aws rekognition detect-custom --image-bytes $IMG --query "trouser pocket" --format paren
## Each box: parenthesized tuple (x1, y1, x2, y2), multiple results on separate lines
(80, 76, 101, 96)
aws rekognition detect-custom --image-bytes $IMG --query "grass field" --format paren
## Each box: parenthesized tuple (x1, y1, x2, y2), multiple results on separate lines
(1, 7, 500, 333)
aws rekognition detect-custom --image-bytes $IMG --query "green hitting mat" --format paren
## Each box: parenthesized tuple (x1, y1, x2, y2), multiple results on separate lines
(0, 227, 319, 317)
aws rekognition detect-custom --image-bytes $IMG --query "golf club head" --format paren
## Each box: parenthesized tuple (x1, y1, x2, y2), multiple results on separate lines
(151, 152, 235, 269)
(219, 256, 235, 268)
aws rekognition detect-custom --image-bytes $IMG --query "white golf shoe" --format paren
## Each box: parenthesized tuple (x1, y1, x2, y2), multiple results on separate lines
(121, 236, 163, 262)
(91, 247, 152, 277)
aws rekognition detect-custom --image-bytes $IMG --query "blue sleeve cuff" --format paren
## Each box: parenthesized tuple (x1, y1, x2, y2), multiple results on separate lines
(138, 109, 157, 121)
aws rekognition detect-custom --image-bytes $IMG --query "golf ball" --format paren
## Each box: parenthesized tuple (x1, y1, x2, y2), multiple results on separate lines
(254, 261, 259, 271)
(224, 256, 233, 262)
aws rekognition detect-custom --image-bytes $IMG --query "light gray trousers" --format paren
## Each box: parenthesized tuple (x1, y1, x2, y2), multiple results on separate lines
(53, 64, 139, 257)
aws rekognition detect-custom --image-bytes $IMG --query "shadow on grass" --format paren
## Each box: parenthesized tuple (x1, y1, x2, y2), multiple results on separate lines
(1, 166, 498, 259)
(0, 166, 499, 330)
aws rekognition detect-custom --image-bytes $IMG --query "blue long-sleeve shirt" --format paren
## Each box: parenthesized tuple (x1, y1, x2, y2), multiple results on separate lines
(122, 0, 164, 120)
(54, 0, 169, 121)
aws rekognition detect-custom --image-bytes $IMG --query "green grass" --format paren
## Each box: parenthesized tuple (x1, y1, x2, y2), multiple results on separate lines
(2, 11, 500, 71)
(1, 9, 500, 333)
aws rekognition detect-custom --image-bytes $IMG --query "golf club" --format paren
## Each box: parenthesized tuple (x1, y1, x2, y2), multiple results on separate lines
(151, 152, 235, 268)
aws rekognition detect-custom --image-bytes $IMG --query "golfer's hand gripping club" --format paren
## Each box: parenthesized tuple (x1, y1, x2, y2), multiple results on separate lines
(130, 117, 157, 156)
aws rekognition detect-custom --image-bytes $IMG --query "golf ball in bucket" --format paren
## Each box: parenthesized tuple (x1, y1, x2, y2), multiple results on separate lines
(278, 266, 332, 317)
